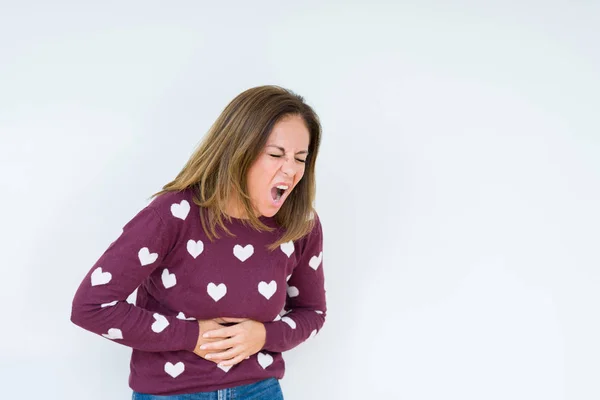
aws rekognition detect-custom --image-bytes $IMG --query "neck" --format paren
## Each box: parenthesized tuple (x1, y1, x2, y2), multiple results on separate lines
(224, 198, 258, 220)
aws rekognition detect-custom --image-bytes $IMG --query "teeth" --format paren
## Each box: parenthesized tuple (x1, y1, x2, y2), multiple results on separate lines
(276, 185, 289, 190)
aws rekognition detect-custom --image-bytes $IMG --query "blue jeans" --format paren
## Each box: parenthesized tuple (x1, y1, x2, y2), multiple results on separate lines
(131, 377, 284, 400)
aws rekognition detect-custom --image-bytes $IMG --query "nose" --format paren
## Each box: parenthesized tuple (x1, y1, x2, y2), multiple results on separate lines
(280, 155, 296, 176)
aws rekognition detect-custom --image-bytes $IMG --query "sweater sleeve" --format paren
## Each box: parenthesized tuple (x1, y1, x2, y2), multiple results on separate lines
(262, 214, 327, 353)
(70, 203, 199, 352)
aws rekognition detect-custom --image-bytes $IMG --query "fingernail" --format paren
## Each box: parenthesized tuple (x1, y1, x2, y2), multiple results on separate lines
(205, 354, 212, 359)
(199, 345, 206, 350)
(203, 333, 209, 338)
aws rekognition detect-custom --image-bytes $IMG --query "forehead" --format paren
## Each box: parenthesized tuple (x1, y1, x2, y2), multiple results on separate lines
(267, 115, 310, 148)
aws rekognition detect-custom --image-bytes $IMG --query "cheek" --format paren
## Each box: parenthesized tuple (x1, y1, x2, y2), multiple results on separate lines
(247, 160, 274, 193)
(294, 166, 306, 185)
(246, 166, 260, 193)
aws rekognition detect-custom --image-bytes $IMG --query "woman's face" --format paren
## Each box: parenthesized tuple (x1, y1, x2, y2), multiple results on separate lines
(245, 114, 310, 217)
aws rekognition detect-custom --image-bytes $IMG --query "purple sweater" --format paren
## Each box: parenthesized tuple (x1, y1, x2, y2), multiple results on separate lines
(70, 188, 327, 395)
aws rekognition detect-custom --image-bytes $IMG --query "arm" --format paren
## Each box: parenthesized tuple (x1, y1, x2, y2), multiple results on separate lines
(70, 204, 199, 352)
(261, 214, 327, 353)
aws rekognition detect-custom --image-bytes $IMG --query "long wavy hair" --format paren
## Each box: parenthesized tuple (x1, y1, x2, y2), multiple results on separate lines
(151, 85, 322, 251)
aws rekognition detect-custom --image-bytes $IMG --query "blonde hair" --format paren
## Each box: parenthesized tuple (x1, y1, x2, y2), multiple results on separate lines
(152, 85, 322, 251)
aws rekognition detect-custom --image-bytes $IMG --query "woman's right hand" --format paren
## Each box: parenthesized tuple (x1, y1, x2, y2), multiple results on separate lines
(193, 319, 228, 359)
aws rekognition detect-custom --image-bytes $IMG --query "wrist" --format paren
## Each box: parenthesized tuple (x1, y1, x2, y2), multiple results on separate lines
(193, 320, 202, 351)
(260, 322, 266, 344)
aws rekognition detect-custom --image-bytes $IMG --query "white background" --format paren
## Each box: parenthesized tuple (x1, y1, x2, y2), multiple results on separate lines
(1, 1, 599, 399)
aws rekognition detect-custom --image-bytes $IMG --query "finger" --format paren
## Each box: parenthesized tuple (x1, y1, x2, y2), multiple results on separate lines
(199, 337, 236, 351)
(203, 326, 236, 339)
(218, 353, 247, 367)
(206, 346, 243, 362)
(220, 317, 249, 323)
(212, 317, 249, 324)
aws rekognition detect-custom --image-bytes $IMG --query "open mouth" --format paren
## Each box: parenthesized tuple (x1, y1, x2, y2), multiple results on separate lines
(270, 184, 289, 203)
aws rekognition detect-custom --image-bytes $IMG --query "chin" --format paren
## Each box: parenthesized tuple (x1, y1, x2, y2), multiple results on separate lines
(258, 204, 282, 218)
(261, 209, 278, 218)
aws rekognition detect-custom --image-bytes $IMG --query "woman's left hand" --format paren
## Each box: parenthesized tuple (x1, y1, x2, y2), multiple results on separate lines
(200, 317, 267, 367)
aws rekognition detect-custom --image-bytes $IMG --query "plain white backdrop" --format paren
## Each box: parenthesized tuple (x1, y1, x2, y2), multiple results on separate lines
(1, 1, 599, 399)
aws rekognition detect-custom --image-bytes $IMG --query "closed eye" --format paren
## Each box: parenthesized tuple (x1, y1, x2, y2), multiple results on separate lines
(269, 154, 306, 163)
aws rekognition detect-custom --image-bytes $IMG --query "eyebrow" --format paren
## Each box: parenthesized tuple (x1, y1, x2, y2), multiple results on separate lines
(266, 145, 309, 155)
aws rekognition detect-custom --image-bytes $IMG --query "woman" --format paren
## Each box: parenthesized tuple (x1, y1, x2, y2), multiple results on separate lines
(70, 85, 327, 399)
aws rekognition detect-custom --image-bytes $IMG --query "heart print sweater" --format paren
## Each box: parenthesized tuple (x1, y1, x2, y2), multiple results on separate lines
(70, 188, 327, 395)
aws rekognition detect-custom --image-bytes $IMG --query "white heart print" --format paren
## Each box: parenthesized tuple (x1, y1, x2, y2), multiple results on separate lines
(258, 352, 273, 369)
(91, 267, 112, 286)
(176, 312, 195, 321)
(282, 316, 297, 329)
(102, 328, 123, 340)
(138, 247, 158, 266)
(171, 200, 190, 220)
(280, 241, 294, 257)
(162, 269, 177, 289)
(258, 280, 277, 300)
(309, 251, 323, 270)
(207, 283, 227, 302)
(151, 313, 169, 333)
(233, 244, 254, 262)
(217, 364, 232, 373)
(164, 361, 185, 378)
(101, 300, 118, 308)
(309, 329, 317, 339)
(187, 239, 204, 259)
(287, 286, 299, 298)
